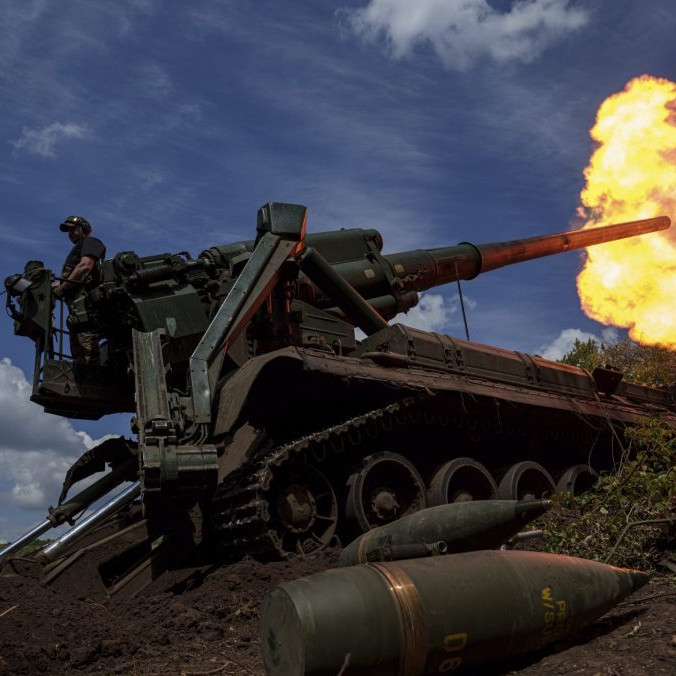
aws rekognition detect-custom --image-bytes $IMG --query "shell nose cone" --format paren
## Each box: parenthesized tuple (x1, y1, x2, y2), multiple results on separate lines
(626, 569, 650, 592)
(516, 499, 552, 520)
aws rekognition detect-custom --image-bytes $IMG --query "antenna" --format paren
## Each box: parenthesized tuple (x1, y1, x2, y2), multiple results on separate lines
(455, 262, 470, 341)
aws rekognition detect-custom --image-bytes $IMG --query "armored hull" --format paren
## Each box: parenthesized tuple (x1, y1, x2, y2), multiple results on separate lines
(3, 205, 673, 593)
(209, 328, 676, 558)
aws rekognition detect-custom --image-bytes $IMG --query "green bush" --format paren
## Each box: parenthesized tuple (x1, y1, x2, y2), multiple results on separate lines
(543, 416, 676, 570)
(13, 538, 52, 557)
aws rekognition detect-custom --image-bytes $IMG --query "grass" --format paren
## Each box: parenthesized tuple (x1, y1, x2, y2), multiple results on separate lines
(542, 416, 676, 571)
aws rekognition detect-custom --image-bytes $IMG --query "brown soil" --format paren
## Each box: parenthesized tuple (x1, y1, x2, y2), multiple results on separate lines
(0, 549, 674, 675)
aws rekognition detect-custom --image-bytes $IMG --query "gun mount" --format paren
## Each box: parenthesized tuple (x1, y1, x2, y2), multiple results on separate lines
(2, 204, 673, 595)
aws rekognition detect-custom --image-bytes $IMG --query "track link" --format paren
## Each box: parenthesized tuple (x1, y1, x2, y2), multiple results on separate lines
(210, 397, 422, 558)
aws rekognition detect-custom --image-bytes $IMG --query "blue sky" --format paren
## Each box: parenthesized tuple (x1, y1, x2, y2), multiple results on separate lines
(1, 0, 675, 540)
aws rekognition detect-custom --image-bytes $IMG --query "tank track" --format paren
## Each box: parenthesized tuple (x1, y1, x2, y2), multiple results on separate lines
(210, 396, 424, 559)
(210, 390, 608, 559)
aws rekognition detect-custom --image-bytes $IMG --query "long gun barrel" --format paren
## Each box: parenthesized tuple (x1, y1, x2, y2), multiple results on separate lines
(6, 208, 670, 422)
(383, 216, 670, 292)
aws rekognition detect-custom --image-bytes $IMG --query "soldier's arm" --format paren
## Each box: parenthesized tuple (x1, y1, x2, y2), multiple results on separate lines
(57, 256, 96, 293)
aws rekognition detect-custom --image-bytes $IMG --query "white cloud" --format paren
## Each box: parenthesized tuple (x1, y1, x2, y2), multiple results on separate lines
(537, 326, 620, 361)
(134, 167, 167, 193)
(10, 121, 90, 157)
(398, 293, 453, 331)
(0, 358, 95, 451)
(537, 328, 597, 360)
(347, 0, 589, 70)
(395, 292, 476, 333)
(0, 358, 109, 511)
(136, 63, 174, 99)
(599, 327, 619, 345)
(0, 1, 49, 64)
(0, 230, 44, 247)
(0, 450, 75, 509)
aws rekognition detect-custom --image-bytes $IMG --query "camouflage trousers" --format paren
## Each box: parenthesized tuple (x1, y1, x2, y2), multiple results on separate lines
(66, 290, 100, 364)
(68, 323, 101, 364)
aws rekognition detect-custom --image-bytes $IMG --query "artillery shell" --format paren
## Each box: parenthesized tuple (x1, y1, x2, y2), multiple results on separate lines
(260, 550, 648, 675)
(338, 499, 551, 566)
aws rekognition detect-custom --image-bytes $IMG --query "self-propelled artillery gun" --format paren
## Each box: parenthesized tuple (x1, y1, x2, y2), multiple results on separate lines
(2, 204, 673, 596)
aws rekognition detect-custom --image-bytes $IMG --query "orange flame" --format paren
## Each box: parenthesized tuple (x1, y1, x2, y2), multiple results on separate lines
(577, 75, 676, 348)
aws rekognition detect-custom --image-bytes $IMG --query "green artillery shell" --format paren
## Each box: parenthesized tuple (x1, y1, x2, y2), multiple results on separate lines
(338, 499, 551, 566)
(260, 550, 648, 675)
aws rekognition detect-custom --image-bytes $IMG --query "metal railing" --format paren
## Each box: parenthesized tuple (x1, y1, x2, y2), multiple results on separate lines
(52, 296, 72, 361)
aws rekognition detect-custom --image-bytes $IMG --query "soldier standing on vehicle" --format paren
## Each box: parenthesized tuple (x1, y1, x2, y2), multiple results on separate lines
(52, 216, 106, 364)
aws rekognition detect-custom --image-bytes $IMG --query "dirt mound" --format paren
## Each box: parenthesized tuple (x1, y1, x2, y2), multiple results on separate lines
(0, 550, 338, 675)
(0, 549, 674, 675)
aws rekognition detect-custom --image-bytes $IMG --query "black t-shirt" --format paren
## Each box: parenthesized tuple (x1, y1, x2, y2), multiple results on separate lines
(63, 236, 106, 271)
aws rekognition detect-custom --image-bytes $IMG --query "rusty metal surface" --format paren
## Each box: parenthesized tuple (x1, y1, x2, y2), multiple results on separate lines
(8, 203, 675, 578)
(476, 216, 670, 274)
(296, 349, 668, 424)
(213, 349, 304, 436)
(212, 339, 675, 442)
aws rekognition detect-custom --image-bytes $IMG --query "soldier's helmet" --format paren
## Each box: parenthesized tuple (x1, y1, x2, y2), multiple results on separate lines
(59, 215, 91, 234)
